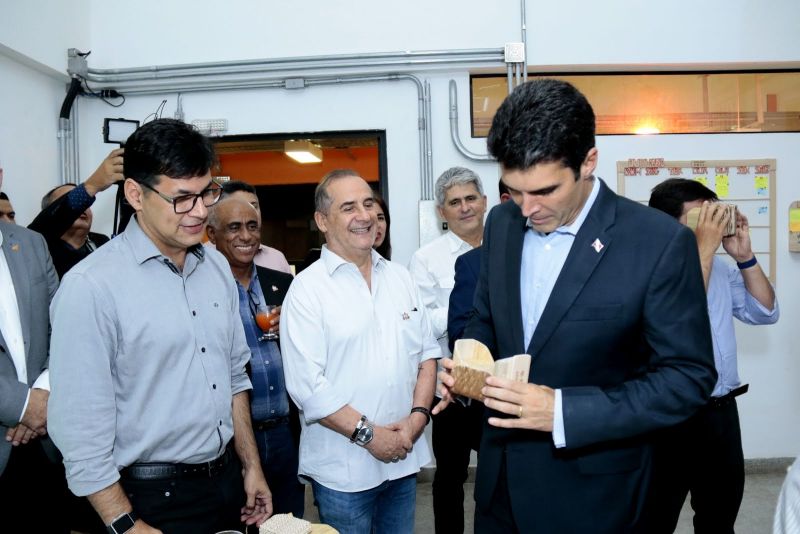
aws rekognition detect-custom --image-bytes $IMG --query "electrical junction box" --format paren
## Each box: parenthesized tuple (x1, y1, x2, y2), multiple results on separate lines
(192, 119, 228, 136)
(504, 42, 526, 63)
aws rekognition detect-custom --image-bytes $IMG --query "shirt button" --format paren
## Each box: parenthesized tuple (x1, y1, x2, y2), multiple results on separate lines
(192, 311, 197, 316)
(265, 361, 270, 365)
(269, 386, 274, 391)
(271, 410, 275, 414)
(545, 244, 551, 251)
(219, 420, 222, 426)
(201, 347, 206, 353)
(212, 384, 216, 389)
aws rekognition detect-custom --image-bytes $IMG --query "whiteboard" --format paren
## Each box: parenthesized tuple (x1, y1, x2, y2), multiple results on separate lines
(618, 158, 776, 281)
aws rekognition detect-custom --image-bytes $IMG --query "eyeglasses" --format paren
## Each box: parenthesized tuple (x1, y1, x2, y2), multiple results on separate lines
(139, 181, 223, 214)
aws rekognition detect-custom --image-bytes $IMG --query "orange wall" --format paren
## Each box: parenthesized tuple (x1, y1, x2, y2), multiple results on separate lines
(217, 147, 379, 186)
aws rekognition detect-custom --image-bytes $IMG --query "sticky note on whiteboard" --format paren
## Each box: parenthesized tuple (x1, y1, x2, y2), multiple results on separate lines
(715, 174, 730, 198)
(790, 207, 800, 233)
(695, 176, 708, 187)
(755, 175, 769, 190)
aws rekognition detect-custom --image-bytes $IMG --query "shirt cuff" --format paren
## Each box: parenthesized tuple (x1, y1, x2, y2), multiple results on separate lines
(19, 389, 31, 421)
(552, 388, 566, 448)
(67, 183, 95, 209)
(33, 369, 50, 391)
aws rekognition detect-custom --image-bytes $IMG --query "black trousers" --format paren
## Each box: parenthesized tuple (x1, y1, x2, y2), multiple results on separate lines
(649, 399, 745, 534)
(473, 454, 520, 534)
(0, 440, 70, 533)
(430, 398, 484, 534)
(120, 453, 247, 534)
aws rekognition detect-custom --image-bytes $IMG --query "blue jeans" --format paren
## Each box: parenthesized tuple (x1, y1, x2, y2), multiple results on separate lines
(253, 422, 305, 518)
(310, 474, 416, 534)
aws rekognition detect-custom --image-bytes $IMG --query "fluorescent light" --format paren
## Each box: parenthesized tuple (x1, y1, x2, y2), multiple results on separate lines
(634, 123, 660, 135)
(284, 140, 322, 163)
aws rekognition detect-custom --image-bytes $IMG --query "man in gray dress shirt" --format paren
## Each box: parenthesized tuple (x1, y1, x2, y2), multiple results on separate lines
(48, 119, 271, 534)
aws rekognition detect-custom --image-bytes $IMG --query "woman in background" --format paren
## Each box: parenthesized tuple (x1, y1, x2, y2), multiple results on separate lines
(373, 194, 392, 260)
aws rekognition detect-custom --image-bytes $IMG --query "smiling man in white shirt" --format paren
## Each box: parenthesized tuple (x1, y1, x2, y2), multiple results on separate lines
(408, 166, 486, 534)
(280, 169, 440, 534)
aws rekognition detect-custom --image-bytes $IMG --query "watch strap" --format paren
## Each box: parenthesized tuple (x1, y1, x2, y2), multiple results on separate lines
(350, 415, 367, 443)
(410, 406, 431, 425)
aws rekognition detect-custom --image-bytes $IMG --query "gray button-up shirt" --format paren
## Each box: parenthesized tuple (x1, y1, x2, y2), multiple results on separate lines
(48, 217, 252, 496)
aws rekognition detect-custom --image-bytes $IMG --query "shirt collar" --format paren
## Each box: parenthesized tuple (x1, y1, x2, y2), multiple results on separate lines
(320, 244, 386, 276)
(527, 176, 601, 237)
(444, 230, 474, 253)
(126, 216, 205, 265)
(0, 226, 4, 247)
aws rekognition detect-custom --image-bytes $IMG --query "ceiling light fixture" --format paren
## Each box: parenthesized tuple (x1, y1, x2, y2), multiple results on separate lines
(284, 140, 323, 164)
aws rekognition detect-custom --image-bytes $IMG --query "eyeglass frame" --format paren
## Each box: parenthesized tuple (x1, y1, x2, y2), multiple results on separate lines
(138, 179, 223, 214)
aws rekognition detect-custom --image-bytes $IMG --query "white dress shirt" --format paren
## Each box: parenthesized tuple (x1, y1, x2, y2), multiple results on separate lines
(0, 228, 49, 419)
(408, 230, 475, 357)
(281, 246, 441, 492)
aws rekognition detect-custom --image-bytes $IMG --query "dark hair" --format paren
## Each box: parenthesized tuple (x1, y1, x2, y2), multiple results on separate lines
(649, 178, 718, 219)
(221, 180, 257, 198)
(498, 180, 510, 198)
(487, 79, 595, 179)
(314, 169, 361, 214)
(124, 119, 216, 187)
(0, 192, 8, 201)
(41, 183, 77, 209)
(373, 193, 392, 260)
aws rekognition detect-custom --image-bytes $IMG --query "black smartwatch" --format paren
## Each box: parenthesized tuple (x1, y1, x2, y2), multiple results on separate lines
(107, 511, 138, 534)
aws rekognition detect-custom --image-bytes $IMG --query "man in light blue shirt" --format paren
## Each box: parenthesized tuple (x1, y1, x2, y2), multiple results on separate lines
(649, 178, 779, 533)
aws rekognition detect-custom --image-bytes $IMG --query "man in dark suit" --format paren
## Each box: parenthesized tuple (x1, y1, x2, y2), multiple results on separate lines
(0, 219, 68, 531)
(435, 79, 717, 532)
(207, 196, 305, 520)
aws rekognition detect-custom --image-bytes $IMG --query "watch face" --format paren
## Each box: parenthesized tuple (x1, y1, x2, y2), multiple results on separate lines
(357, 424, 374, 445)
(109, 513, 135, 534)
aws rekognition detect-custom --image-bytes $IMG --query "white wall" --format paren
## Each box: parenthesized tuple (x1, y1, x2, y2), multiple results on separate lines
(0, 0, 91, 74)
(1, 0, 798, 458)
(0, 53, 69, 223)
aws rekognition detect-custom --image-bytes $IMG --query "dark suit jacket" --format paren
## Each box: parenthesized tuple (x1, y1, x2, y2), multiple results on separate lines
(465, 180, 716, 532)
(0, 222, 59, 474)
(28, 189, 109, 278)
(447, 246, 482, 352)
(255, 265, 293, 306)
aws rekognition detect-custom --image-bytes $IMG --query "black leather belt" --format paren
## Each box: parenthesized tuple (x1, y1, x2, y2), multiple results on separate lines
(709, 383, 749, 409)
(253, 416, 290, 432)
(120, 445, 233, 481)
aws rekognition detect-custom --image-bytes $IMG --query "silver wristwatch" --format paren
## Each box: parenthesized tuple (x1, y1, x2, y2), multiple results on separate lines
(351, 415, 374, 447)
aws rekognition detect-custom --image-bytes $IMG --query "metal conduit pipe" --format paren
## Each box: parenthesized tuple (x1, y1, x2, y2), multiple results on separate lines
(74, 98, 81, 182)
(424, 81, 434, 199)
(85, 55, 506, 84)
(521, 0, 528, 83)
(507, 63, 514, 94)
(101, 72, 433, 198)
(448, 80, 493, 162)
(58, 118, 70, 185)
(85, 49, 504, 80)
(303, 74, 428, 192)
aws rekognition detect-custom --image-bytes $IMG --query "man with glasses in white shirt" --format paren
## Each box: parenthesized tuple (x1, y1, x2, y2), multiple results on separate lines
(49, 119, 271, 534)
(281, 169, 440, 534)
